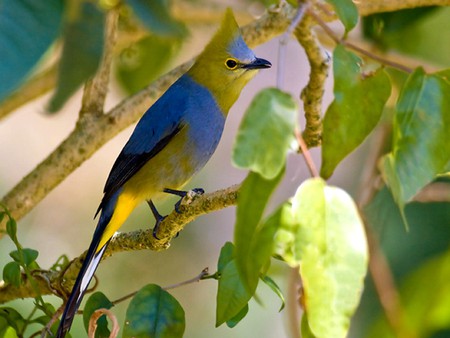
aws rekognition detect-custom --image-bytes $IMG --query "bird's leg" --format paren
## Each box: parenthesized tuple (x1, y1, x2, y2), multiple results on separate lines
(163, 188, 205, 213)
(147, 200, 166, 239)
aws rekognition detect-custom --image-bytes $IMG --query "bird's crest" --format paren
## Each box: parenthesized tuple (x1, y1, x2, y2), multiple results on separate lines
(199, 8, 241, 59)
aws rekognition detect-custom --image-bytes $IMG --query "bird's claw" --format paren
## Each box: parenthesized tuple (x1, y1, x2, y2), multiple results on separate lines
(164, 187, 205, 213)
(152, 215, 167, 240)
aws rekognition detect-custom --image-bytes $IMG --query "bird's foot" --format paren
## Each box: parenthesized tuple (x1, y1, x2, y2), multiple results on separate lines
(147, 200, 166, 240)
(152, 215, 167, 240)
(163, 188, 205, 213)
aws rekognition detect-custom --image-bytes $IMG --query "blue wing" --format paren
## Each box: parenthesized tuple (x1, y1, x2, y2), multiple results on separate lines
(96, 77, 190, 216)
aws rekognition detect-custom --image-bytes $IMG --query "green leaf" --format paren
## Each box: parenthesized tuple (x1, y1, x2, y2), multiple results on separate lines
(292, 178, 368, 338)
(217, 242, 235, 273)
(123, 284, 185, 338)
(225, 304, 248, 328)
(83, 292, 113, 338)
(5, 218, 17, 242)
(0, 307, 25, 333)
(0, 326, 19, 338)
(382, 68, 450, 209)
(326, 0, 358, 34)
(9, 249, 38, 266)
(116, 35, 183, 94)
(0, 0, 64, 102)
(271, 202, 298, 266)
(124, 0, 186, 38)
(232, 88, 298, 179)
(363, 8, 450, 67)
(260, 275, 285, 312)
(301, 315, 317, 338)
(321, 45, 391, 179)
(234, 170, 284, 294)
(367, 251, 450, 338)
(48, 1, 105, 112)
(2, 262, 21, 287)
(216, 260, 252, 327)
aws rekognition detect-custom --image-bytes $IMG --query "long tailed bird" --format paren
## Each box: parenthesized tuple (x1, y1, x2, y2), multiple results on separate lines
(56, 8, 271, 337)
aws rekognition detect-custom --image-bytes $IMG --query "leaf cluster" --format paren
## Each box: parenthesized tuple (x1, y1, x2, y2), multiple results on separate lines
(0, 1, 449, 338)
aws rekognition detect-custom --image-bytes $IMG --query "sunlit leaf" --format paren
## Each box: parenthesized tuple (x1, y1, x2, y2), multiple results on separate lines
(292, 178, 368, 338)
(123, 284, 185, 338)
(233, 88, 297, 179)
(0, 326, 19, 338)
(321, 45, 391, 179)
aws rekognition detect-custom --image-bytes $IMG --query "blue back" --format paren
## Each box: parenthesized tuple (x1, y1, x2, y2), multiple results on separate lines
(100, 74, 225, 205)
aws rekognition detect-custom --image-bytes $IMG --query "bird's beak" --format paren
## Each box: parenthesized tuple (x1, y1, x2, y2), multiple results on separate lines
(242, 57, 272, 70)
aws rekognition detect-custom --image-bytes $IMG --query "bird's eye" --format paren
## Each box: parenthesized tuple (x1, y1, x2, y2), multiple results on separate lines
(225, 58, 238, 70)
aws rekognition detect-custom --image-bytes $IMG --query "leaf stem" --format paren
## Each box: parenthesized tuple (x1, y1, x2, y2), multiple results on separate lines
(295, 127, 319, 177)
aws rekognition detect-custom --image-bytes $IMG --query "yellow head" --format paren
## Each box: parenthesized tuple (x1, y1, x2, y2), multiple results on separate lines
(188, 8, 271, 113)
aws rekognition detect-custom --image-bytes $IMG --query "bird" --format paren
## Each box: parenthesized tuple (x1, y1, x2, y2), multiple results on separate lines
(56, 8, 271, 337)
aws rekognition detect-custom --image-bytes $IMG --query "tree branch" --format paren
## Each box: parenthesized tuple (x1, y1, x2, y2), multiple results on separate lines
(0, 185, 239, 303)
(80, 9, 119, 117)
(0, 5, 293, 236)
(294, 14, 329, 148)
(357, 0, 450, 15)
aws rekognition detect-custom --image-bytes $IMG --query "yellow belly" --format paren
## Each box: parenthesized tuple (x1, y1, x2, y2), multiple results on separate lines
(97, 127, 196, 249)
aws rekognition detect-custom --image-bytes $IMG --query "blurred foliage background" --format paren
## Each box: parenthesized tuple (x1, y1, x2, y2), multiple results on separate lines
(1, 0, 449, 337)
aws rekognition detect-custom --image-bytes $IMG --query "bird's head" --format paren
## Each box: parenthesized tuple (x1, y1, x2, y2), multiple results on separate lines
(188, 8, 271, 113)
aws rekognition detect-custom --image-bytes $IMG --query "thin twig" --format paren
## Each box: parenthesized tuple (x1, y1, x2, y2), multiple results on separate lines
(111, 268, 210, 306)
(40, 304, 65, 338)
(309, 10, 414, 73)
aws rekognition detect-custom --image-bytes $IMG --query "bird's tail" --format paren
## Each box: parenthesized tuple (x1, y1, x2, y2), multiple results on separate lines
(56, 189, 137, 337)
